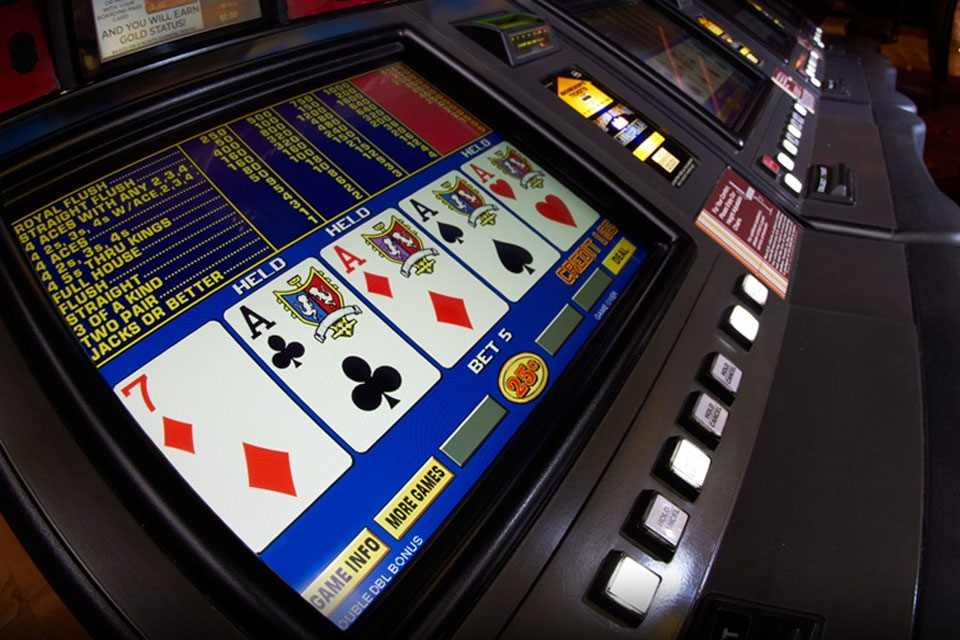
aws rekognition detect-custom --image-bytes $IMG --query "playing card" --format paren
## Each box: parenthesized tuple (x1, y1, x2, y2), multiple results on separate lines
(114, 321, 352, 553)
(223, 257, 440, 453)
(460, 141, 599, 250)
(399, 170, 560, 302)
(320, 208, 508, 368)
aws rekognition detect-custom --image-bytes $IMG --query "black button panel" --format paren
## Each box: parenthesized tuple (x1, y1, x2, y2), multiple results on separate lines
(686, 595, 824, 640)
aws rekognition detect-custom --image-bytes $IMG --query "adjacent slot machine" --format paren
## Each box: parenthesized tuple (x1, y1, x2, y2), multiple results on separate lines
(0, 1, 951, 638)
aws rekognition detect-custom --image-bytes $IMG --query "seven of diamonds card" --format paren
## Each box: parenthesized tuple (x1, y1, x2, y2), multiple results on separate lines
(114, 321, 352, 552)
(223, 257, 441, 452)
(319, 208, 509, 368)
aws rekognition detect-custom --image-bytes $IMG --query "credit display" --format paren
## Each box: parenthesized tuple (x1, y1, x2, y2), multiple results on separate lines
(10, 62, 649, 628)
(90, 0, 261, 61)
(565, 0, 763, 130)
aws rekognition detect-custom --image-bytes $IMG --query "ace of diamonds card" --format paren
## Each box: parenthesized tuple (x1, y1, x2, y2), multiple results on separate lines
(460, 141, 600, 251)
(114, 321, 352, 553)
(320, 209, 508, 368)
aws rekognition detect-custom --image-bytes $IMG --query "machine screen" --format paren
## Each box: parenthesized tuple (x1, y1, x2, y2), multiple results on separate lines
(10, 61, 649, 629)
(569, 1, 763, 130)
(704, 0, 793, 57)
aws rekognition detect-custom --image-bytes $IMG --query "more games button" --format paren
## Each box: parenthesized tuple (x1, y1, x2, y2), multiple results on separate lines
(374, 457, 454, 539)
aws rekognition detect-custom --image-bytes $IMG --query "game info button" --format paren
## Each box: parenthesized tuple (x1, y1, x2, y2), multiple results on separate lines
(374, 457, 454, 539)
(301, 528, 389, 617)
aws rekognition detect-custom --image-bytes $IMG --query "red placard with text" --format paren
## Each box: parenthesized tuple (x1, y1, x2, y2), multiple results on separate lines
(0, 0, 58, 114)
(695, 167, 799, 298)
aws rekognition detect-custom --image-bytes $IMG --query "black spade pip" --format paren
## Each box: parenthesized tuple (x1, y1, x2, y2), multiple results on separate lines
(493, 239, 534, 274)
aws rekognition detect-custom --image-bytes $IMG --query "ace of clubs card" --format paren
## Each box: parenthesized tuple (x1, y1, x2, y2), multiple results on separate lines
(223, 257, 441, 453)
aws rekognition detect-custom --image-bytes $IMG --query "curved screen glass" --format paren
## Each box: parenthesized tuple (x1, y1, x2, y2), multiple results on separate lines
(568, 1, 764, 131)
(10, 60, 652, 629)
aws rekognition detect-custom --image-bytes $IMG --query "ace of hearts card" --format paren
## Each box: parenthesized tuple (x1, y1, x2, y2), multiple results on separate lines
(460, 141, 600, 251)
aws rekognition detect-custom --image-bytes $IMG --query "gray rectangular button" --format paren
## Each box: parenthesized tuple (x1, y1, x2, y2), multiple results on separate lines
(572, 269, 613, 311)
(536, 304, 583, 356)
(440, 395, 507, 466)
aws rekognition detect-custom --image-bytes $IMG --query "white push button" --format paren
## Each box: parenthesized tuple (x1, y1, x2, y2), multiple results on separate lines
(708, 352, 743, 396)
(739, 273, 769, 308)
(641, 493, 689, 550)
(787, 123, 802, 139)
(793, 102, 808, 116)
(810, 76, 822, 88)
(690, 392, 728, 438)
(777, 152, 795, 172)
(601, 554, 661, 618)
(784, 172, 803, 194)
(666, 438, 711, 492)
(724, 305, 759, 348)
(781, 138, 799, 156)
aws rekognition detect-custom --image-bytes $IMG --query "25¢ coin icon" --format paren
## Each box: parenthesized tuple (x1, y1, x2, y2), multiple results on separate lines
(498, 352, 548, 404)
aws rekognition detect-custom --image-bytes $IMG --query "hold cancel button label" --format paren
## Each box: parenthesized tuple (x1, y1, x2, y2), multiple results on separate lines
(374, 457, 454, 539)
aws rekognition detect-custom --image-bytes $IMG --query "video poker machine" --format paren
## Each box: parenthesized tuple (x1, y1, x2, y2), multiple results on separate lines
(0, 0, 957, 638)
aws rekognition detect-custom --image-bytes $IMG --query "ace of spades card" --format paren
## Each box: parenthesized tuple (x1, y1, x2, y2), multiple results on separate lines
(113, 321, 352, 553)
(460, 141, 600, 250)
(399, 171, 560, 302)
(224, 257, 440, 453)
(320, 209, 508, 368)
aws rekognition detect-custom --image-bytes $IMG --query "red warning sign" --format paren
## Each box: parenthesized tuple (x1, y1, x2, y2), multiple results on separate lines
(696, 167, 799, 298)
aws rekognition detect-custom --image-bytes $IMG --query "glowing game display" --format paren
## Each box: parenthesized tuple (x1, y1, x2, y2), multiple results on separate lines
(568, 1, 763, 130)
(703, 0, 792, 58)
(11, 62, 648, 628)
